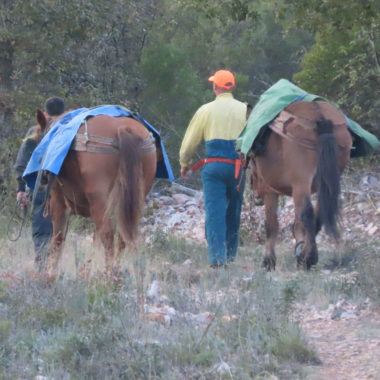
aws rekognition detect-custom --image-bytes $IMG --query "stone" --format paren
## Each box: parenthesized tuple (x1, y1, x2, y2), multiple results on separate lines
(159, 195, 173, 205)
(172, 193, 191, 204)
(368, 225, 378, 236)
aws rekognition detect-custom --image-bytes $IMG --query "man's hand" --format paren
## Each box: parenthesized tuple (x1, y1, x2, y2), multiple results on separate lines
(181, 167, 190, 179)
(16, 191, 29, 207)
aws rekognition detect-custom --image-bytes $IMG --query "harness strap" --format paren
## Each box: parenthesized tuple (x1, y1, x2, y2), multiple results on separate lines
(269, 112, 352, 151)
(71, 132, 156, 155)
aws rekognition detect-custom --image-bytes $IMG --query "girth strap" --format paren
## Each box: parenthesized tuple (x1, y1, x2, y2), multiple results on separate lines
(71, 134, 119, 154)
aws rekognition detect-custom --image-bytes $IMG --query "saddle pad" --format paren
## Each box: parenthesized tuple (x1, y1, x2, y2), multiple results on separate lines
(236, 79, 379, 157)
(23, 105, 174, 189)
(284, 101, 347, 128)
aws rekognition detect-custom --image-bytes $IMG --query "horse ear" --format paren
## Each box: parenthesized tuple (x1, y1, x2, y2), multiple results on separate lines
(36, 109, 47, 131)
(246, 103, 253, 120)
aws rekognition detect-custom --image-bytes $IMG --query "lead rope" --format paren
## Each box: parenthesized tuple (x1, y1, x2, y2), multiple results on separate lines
(7, 201, 28, 242)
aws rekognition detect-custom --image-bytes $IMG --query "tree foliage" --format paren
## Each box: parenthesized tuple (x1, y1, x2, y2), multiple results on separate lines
(0, 0, 378, 206)
(282, 0, 380, 133)
(0, 0, 159, 112)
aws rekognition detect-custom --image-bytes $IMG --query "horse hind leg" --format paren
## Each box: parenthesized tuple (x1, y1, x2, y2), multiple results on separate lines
(262, 192, 279, 271)
(46, 190, 71, 279)
(87, 196, 117, 276)
(293, 189, 318, 269)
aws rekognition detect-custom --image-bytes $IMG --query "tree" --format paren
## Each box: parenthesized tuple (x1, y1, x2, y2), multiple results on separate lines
(282, 0, 380, 135)
(0, 0, 160, 205)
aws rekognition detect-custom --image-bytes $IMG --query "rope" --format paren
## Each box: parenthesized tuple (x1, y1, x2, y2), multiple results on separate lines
(7, 201, 28, 242)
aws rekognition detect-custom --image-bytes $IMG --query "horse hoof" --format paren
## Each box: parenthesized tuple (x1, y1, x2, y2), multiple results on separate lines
(262, 257, 276, 271)
(306, 253, 319, 270)
(295, 241, 304, 257)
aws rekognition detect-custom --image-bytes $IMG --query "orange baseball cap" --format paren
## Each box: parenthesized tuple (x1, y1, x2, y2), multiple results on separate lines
(208, 70, 235, 90)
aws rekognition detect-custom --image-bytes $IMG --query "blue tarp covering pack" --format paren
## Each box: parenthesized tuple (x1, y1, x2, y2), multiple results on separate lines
(23, 105, 174, 189)
(236, 79, 380, 157)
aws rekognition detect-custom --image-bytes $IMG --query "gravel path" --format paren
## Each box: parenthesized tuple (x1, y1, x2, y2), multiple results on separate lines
(300, 301, 380, 379)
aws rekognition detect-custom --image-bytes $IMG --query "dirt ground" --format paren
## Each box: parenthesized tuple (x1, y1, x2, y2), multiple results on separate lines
(295, 300, 380, 380)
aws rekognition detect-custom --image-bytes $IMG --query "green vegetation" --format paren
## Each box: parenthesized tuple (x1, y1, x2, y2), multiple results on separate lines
(0, 224, 379, 378)
(2, 0, 378, 210)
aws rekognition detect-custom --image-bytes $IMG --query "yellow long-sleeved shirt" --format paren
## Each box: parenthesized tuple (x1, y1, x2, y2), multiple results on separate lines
(179, 93, 247, 168)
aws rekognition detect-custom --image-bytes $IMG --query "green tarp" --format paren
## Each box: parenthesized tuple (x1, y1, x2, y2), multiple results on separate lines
(236, 79, 380, 157)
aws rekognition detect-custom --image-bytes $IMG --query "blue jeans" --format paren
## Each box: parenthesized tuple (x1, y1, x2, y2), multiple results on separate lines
(202, 162, 245, 266)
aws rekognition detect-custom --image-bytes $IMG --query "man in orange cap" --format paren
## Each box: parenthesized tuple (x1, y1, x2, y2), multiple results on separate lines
(179, 69, 248, 268)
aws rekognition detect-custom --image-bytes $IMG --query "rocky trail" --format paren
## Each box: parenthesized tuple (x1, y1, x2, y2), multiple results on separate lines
(141, 169, 380, 244)
(140, 168, 380, 380)
(300, 300, 380, 380)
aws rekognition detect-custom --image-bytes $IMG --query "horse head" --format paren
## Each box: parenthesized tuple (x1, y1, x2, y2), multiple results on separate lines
(36, 109, 48, 141)
(36, 109, 63, 141)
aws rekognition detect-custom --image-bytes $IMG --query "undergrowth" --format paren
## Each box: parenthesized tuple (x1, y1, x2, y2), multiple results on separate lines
(0, 223, 378, 379)
(0, 231, 320, 380)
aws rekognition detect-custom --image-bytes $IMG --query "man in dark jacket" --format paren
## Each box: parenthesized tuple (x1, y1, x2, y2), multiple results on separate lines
(14, 97, 65, 271)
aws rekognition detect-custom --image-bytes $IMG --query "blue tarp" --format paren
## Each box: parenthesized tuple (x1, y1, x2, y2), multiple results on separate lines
(23, 105, 174, 189)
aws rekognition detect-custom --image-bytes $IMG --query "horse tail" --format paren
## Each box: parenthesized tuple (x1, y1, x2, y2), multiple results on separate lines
(315, 119, 341, 239)
(106, 129, 144, 242)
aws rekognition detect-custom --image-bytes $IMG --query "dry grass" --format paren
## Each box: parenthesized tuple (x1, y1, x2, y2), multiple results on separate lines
(0, 218, 378, 379)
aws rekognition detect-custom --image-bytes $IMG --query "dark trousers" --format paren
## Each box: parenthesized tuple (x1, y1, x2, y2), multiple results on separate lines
(31, 188, 52, 271)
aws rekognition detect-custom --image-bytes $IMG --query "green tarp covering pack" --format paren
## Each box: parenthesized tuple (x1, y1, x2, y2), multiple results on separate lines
(236, 79, 380, 157)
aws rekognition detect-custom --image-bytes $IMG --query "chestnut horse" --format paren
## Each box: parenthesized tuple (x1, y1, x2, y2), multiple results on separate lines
(36, 110, 157, 277)
(249, 101, 352, 270)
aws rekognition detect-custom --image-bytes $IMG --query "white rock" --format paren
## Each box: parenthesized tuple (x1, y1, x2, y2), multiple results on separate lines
(147, 280, 160, 304)
(215, 361, 232, 375)
(172, 193, 191, 204)
(341, 312, 357, 319)
(187, 206, 199, 216)
(166, 213, 186, 228)
(159, 196, 173, 205)
(368, 225, 378, 236)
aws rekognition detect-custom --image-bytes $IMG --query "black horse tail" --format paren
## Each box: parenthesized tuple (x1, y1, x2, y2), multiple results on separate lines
(315, 119, 341, 239)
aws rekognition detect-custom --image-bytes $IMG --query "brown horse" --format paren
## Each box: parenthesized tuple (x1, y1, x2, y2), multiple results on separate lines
(35, 110, 157, 277)
(249, 101, 352, 270)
